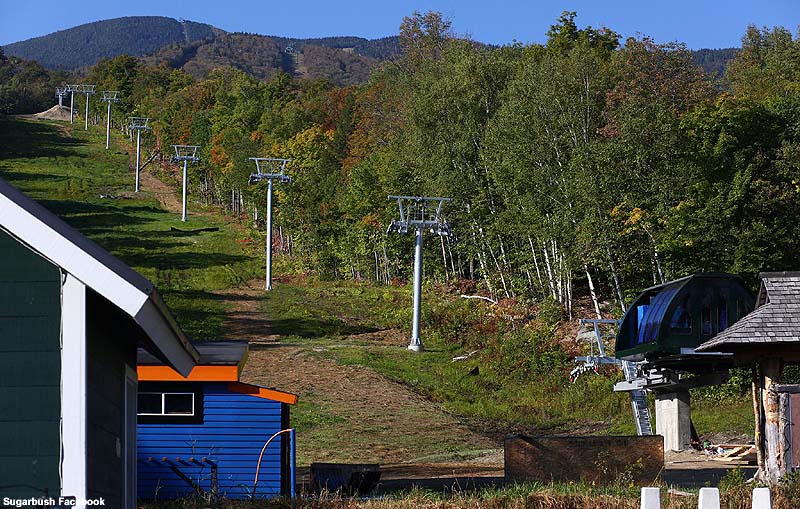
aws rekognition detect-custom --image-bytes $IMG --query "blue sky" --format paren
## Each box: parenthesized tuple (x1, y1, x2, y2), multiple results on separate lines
(1, 0, 798, 48)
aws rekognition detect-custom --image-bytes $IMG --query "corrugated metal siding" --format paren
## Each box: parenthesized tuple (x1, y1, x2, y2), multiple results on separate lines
(0, 229, 61, 498)
(137, 382, 285, 499)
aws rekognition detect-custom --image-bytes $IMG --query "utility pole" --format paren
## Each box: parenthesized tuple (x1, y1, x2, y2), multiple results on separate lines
(128, 117, 151, 192)
(170, 145, 200, 222)
(66, 84, 78, 123)
(99, 91, 120, 149)
(387, 195, 452, 352)
(248, 158, 291, 291)
(79, 85, 96, 131)
(55, 86, 68, 110)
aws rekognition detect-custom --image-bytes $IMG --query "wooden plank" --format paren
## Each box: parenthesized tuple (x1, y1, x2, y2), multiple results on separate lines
(0, 351, 60, 386)
(0, 421, 60, 454)
(0, 387, 60, 418)
(0, 457, 61, 497)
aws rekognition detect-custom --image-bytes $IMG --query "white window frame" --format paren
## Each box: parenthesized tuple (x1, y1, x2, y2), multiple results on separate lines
(138, 391, 195, 416)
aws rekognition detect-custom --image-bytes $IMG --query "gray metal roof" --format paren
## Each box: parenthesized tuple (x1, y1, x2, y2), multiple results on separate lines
(698, 273, 800, 352)
(138, 341, 248, 366)
(0, 176, 199, 373)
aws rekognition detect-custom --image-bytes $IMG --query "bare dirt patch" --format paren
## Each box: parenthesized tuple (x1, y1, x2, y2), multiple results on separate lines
(216, 280, 282, 344)
(137, 165, 183, 213)
(345, 328, 406, 346)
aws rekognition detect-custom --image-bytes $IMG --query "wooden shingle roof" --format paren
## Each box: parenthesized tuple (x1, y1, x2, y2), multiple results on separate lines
(697, 272, 800, 352)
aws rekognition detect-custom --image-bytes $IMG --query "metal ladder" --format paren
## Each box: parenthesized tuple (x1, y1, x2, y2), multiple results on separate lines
(571, 319, 653, 436)
(622, 360, 653, 436)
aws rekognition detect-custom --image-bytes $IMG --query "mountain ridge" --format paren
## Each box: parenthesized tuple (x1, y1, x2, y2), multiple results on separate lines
(3, 16, 223, 70)
(2, 15, 736, 83)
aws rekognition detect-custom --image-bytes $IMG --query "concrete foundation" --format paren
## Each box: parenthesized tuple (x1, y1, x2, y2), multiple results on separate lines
(655, 391, 692, 451)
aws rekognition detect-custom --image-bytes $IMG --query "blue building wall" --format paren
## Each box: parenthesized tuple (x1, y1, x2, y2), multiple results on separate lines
(137, 382, 286, 499)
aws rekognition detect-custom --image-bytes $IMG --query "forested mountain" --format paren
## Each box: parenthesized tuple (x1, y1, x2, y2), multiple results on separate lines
(144, 33, 381, 86)
(2, 16, 397, 86)
(2, 17, 222, 70)
(264, 35, 401, 60)
(4, 15, 740, 88)
(692, 47, 739, 77)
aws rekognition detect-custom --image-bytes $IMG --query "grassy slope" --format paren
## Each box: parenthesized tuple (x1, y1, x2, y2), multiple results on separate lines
(261, 277, 753, 440)
(0, 118, 262, 339)
(0, 117, 753, 464)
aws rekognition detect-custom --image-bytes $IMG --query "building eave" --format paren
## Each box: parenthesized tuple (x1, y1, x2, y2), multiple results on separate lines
(0, 177, 198, 374)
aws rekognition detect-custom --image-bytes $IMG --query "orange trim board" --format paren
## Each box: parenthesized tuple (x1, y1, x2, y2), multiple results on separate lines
(228, 382, 299, 405)
(138, 365, 239, 382)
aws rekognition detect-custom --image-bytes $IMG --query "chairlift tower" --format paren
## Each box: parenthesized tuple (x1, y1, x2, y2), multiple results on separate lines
(248, 158, 291, 291)
(55, 86, 68, 109)
(100, 91, 120, 149)
(66, 84, 79, 123)
(387, 195, 452, 352)
(128, 118, 151, 192)
(170, 145, 200, 222)
(79, 85, 96, 131)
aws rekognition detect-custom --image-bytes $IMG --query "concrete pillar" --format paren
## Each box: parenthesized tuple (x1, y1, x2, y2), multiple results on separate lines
(698, 487, 720, 509)
(640, 487, 660, 509)
(752, 487, 772, 509)
(655, 391, 691, 451)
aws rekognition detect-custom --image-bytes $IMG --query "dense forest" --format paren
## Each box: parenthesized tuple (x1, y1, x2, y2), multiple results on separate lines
(3, 12, 800, 317)
(691, 47, 739, 77)
(0, 48, 67, 114)
(144, 32, 380, 85)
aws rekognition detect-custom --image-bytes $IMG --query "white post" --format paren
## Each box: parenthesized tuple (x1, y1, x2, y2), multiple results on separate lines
(181, 160, 188, 222)
(698, 487, 720, 509)
(640, 487, 660, 509)
(70, 91, 74, 123)
(105, 100, 111, 149)
(266, 178, 273, 291)
(84, 93, 89, 131)
(135, 130, 141, 193)
(409, 226, 424, 352)
(752, 487, 772, 509)
(61, 274, 87, 508)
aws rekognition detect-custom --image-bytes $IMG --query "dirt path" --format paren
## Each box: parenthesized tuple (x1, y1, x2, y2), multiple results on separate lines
(216, 279, 499, 465)
(136, 164, 183, 213)
(214, 280, 282, 343)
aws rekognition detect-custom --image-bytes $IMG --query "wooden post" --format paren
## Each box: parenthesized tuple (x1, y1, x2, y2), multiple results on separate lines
(780, 392, 792, 475)
(753, 365, 766, 476)
(762, 357, 784, 484)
